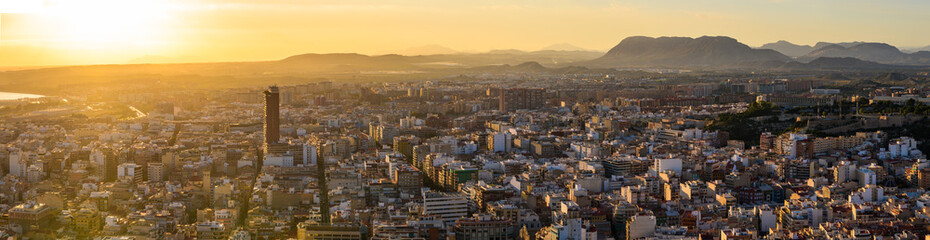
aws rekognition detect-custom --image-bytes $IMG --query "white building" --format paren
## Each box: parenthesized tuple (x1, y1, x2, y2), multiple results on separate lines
(422, 190, 470, 227)
(888, 137, 918, 158)
(490, 132, 513, 153)
(454, 141, 478, 155)
(264, 154, 294, 167)
(681, 128, 704, 141)
(399, 116, 423, 128)
(302, 144, 318, 165)
(8, 149, 26, 177)
(117, 163, 140, 179)
(654, 158, 682, 175)
(755, 205, 777, 235)
(856, 167, 877, 186)
(26, 165, 45, 183)
(90, 150, 106, 168)
(833, 161, 856, 184)
(849, 185, 885, 204)
(786, 134, 809, 159)
(569, 143, 602, 159)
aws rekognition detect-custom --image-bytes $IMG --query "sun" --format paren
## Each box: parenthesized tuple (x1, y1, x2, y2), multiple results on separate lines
(40, 0, 174, 48)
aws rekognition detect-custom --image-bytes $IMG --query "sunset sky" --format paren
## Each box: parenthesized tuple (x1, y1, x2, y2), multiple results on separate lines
(1, 0, 929, 67)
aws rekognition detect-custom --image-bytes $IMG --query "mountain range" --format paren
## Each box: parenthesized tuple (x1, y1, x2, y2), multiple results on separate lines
(278, 38, 929, 70)
(759, 40, 930, 65)
(5, 34, 930, 96)
(3, 35, 929, 93)
(798, 43, 930, 65)
(379, 43, 598, 56)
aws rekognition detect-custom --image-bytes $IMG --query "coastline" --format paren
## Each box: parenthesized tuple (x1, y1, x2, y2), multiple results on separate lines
(0, 92, 46, 101)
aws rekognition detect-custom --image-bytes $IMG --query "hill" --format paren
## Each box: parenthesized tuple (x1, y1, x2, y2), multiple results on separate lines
(588, 36, 791, 68)
(759, 40, 814, 57)
(812, 42, 866, 50)
(799, 43, 930, 65)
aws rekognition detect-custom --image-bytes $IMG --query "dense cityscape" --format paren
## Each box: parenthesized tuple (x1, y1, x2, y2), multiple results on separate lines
(3, 1, 930, 239)
(1, 70, 930, 239)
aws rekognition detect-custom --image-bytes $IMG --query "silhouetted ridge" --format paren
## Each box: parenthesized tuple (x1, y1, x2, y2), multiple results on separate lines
(800, 42, 930, 65)
(589, 36, 791, 68)
(759, 40, 814, 57)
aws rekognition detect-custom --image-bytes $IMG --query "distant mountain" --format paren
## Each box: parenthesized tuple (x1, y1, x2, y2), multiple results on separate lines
(469, 61, 549, 72)
(799, 43, 930, 65)
(588, 36, 791, 68)
(759, 40, 813, 58)
(468, 49, 602, 65)
(466, 61, 649, 76)
(540, 43, 592, 52)
(812, 42, 865, 51)
(903, 45, 930, 53)
(395, 45, 459, 56)
(486, 49, 529, 55)
(280, 53, 421, 70)
(277, 49, 602, 69)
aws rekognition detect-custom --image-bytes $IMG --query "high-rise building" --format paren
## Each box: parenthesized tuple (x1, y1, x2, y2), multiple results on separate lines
(92, 148, 119, 182)
(377, 124, 399, 147)
(8, 149, 26, 177)
(264, 86, 281, 145)
(781, 134, 813, 159)
(389, 163, 422, 194)
(117, 163, 143, 183)
(760, 132, 775, 151)
(499, 88, 545, 112)
(393, 135, 418, 162)
(147, 162, 164, 182)
(489, 132, 513, 153)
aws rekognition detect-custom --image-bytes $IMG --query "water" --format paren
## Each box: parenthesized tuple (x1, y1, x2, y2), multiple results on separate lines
(0, 92, 45, 101)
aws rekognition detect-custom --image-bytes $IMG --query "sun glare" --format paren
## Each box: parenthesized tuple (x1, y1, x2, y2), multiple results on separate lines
(40, 0, 173, 48)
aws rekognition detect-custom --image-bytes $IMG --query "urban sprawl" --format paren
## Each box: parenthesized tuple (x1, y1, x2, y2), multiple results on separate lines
(2, 73, 930, 240)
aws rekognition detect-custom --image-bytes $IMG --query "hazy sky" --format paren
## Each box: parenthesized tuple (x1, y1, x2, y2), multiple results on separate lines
(1, 0, 929, 66)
